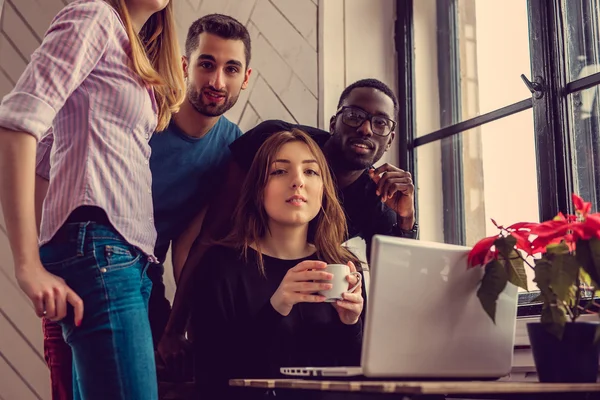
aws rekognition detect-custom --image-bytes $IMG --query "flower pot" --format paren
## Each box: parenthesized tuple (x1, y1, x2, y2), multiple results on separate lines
(527, 321, 600, 382)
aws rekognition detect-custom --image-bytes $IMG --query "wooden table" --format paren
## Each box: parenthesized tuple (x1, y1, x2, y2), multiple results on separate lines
(229, 379, 600, 399)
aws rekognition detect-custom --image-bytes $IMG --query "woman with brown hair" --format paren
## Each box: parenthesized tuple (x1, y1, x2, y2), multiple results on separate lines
(0, 0, 184, 398)
(189, 129, 365, 397)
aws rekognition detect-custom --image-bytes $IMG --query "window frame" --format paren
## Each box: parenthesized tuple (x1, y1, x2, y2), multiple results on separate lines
(396, 0, 600, 315)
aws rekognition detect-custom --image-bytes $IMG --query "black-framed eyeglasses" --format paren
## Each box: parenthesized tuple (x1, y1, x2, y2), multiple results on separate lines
(335, 106, 396, 137)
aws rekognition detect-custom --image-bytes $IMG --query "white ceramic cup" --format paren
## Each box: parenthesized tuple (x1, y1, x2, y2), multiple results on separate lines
(318, 264, 362, 302)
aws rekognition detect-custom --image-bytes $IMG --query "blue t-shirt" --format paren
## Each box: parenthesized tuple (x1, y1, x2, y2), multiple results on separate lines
(150, 116, 242, 262)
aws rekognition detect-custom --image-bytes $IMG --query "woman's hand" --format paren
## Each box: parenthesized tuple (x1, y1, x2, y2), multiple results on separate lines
(16, 261, 84, 325)
(0, 130, 83, 324)
(270, 260, 333, 316)
(332, 261, 363, 325)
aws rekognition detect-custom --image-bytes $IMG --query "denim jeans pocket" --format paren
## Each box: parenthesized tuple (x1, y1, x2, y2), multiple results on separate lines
(40, 243, 88, 270)
(96, 239, 142, 274)
(41, 248, 96, 277)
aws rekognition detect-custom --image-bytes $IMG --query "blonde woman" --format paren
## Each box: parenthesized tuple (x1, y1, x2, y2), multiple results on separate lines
(0, 0, 184, 398)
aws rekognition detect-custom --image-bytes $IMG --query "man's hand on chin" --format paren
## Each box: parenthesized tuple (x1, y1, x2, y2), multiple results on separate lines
(369, 164, 415, 230)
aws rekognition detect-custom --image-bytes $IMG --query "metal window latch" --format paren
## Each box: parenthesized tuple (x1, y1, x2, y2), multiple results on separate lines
(520, 74, 545, 99)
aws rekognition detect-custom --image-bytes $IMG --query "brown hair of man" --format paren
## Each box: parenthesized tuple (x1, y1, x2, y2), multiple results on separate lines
(185, 13, 252, 68)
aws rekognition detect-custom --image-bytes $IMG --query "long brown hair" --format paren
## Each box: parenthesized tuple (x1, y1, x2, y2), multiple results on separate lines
(105, 0, 185, 131)
(222, 129, 360, 274)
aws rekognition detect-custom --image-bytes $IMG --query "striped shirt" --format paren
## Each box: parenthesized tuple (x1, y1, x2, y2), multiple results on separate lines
(0, 0, 159, 259)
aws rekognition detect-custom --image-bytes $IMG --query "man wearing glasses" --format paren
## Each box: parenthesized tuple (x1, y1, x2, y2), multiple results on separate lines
(229, 78, 418, 258)
(323, 78, 417, 252)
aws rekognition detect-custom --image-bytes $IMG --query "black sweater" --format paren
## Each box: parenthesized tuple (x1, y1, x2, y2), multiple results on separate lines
(189, 245, 365, 397)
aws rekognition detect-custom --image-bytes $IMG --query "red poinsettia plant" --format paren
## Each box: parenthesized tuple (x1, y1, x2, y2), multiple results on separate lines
(470, 194, 600, 339)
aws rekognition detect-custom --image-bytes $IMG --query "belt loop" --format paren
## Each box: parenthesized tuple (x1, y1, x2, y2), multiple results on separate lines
(77, 222, 89, 256)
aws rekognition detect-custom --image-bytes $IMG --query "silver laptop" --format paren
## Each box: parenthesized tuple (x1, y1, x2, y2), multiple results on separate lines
(281, 235, 518, 379)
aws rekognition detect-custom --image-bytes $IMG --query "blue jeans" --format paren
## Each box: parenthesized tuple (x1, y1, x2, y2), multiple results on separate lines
(39, 222, 158, 400)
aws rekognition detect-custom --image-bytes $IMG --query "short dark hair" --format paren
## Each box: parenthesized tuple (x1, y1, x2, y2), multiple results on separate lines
(337, 78, 399, 118)
(185, 14, 252, 68)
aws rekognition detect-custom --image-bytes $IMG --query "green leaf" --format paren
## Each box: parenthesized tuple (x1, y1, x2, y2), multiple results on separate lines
(495, 235, 517, 254)
(533, 258, 553, 297)
(550, 253, 580, 302)
(540, 304, 567, 340)
(580, 268, 594, 288)
(576, 239, 600, 287)
(495, 236, 528, 291)
(588, 238, 600, 283)
(547, 241, 570, 256)
(505, 252, 528, 291)
(536, 256, 569, 339)
(566, 284, 579, 309)
(477, 260, 509, 323)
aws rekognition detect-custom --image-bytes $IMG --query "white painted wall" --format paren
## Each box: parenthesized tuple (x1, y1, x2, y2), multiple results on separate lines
(0, 1, 399, 397)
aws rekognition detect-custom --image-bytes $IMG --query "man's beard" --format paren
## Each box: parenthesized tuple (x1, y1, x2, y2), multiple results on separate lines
(327, 136, 384, 171)
(187, 85, 240, 117)
(338, 152, 374, 170)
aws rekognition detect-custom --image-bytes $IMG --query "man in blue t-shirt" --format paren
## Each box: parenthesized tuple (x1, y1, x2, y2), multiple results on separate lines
(145, 13, 251, 351)
(151, 117, 240, 263)
(34, 14, 252, 398)
(148, 117, 243, 348)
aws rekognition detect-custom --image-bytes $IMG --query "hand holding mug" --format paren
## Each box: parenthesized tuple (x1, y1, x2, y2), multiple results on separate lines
(321, 261, 363, 325)
(270, 260, 333, 316)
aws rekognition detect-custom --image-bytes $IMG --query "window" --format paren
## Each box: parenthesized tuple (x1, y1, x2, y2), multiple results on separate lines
(565, 0, 600, 210)
(396, 0, 600, 310)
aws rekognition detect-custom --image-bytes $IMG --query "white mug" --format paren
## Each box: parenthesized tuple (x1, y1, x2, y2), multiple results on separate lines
(318, 264, 362, 302)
